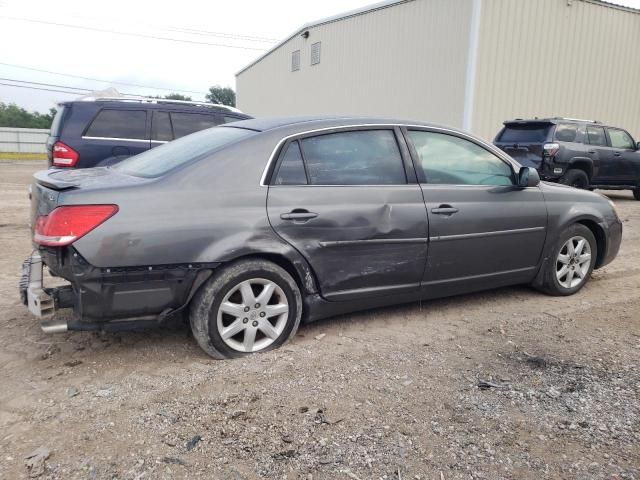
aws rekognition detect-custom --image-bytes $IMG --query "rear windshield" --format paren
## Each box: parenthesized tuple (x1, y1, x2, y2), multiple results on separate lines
(498, 124, 552, 143)
(114, 126, 254, 178)
(49, 105, 66, 137)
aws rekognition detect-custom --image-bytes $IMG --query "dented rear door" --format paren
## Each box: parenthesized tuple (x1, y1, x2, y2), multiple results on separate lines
(266, 128, 429, 302)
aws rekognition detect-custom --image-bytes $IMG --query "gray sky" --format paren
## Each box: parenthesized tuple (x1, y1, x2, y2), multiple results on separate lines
(1, 0, 639, 113)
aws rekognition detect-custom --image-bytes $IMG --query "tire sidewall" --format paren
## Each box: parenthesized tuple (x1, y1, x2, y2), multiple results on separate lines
(545, 224, 597, 295)
(561, 170, 589, 189)
(191, 261, 302, 359)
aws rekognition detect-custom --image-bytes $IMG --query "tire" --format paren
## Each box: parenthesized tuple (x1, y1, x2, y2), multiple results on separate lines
(539, 224, 597, 296)
(559, 169, 590, 189)
(633, 189, 640, 201)
(189, 259, 302, 359)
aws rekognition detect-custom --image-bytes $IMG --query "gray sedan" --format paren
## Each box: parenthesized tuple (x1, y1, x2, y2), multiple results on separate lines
(22, 117, 622, 358)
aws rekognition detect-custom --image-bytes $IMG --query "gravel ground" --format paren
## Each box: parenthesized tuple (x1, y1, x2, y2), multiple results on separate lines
(0, 160, 638, 480)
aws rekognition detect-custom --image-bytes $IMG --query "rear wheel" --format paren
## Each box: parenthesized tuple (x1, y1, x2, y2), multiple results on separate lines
(539, 224, 597, 296)
(189, 260, 302, 359)
(559, 169, 590, 189)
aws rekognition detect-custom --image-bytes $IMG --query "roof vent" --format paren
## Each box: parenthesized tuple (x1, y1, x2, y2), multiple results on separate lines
(292, 50, 300, 72)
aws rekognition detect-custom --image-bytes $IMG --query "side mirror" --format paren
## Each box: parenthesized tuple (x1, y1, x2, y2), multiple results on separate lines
(518, 166, 540, 187)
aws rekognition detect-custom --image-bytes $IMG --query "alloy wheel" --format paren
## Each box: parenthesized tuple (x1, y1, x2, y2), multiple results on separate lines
(216, 278, 289, 353)
(556, 236, 592, 289)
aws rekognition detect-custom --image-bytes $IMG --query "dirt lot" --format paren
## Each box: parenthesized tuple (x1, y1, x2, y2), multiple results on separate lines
(0, 160, 638, 480)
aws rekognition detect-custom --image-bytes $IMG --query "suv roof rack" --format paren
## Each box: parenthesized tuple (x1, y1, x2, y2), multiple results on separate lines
(551, 117, 601, 123)
(77, 96, 243, 114)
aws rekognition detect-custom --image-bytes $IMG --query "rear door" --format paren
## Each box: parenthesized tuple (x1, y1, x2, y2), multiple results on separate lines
(493, 122, 553, 170)
(406, 128, 547, 297)
(82, 108, 150, 164)
(267, 127, 429, 301)
(169, 112, 223, 139)
(151, 111, 174, 149)
(586, 125, 615, 183)
(606, 127, 637, 183)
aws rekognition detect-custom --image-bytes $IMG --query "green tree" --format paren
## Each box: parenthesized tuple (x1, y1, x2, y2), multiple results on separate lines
(150, 93, 192, 101)
(0, 103, 56, 129)
(206, 86, 235, 107)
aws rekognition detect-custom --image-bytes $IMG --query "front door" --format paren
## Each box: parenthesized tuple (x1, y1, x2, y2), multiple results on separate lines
(267, 128, 429, 301)
(404, 128, 548, 298)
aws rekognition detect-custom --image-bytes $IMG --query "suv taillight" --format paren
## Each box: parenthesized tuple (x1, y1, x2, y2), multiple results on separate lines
(34, 205, 118, 246)
(543, 143, 560, 157)
(52, 141, 79, 167)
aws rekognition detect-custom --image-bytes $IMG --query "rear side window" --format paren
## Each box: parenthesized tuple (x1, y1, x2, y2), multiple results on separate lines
(85, 109, 147, 139)
(152, 111, 173, 141)
(554, 124, 579, 143)
(300, 130, 406, 185)
(274, 141, 307, 185)
(171, 113, 222, 138)
(114, 127, 254, 178)
(608, 128, 634, 149)
(586, 126, 607, 146)
(498, 124, 552, 143)
(49, 105, 66, 136)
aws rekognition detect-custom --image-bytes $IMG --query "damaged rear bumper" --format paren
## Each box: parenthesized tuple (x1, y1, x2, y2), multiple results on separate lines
(19, 248, 217, 333)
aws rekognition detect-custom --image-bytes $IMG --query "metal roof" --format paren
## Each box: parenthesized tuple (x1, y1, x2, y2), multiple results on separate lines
(236, 0, 639, 76)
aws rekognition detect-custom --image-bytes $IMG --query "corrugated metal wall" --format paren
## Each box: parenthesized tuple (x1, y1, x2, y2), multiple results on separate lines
(0, 127, 48, 153)
(473, 0, 640, 140)
(237, 0, 473, 128)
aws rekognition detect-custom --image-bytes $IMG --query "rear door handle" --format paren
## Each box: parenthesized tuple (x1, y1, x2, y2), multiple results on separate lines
(613, 152, 622, 157)
(431, 205, 459, 215)
(280, 210, 318, 221)
(587, 150, 596, 154)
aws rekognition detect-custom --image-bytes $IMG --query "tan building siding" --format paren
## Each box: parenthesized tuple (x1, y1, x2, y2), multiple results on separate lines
(472, 0, 640, 140)
(237, 0, 473, 127)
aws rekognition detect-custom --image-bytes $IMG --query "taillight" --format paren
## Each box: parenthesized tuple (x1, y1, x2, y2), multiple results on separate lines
(543, 143, 560, 157)
(34, 205, 118, 246)
(52, 141, 79, 167)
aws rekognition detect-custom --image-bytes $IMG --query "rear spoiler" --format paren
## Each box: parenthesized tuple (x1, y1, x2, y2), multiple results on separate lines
(33, 170, 79, 191)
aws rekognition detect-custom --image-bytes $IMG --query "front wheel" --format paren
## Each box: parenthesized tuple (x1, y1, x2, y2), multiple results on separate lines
(633, 188, 640, 200)
(189, 260, 302, 359)
(559, 169, 590, 189)
(539, 224, 597, 296)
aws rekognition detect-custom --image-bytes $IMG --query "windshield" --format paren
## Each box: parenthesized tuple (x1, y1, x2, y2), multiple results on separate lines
(498, 124, 552, 143)
(114, 126, 254, 178)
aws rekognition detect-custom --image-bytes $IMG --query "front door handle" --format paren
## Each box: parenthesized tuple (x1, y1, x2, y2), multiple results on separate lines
(431, 205, 459, 215)
(280, 210, 318, 221)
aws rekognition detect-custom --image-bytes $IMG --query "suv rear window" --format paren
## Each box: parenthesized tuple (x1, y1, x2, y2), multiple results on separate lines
(114, 126, 254, 178)
(554, 124, 579, 142)
(49, 105, 66, 137)
(171, 113, 222, 138)
(498, 124, 552, 143)
(85, 109, 147, 140)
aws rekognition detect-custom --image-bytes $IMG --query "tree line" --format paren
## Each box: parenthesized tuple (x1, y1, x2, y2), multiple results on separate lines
(0, 86, 236, 129)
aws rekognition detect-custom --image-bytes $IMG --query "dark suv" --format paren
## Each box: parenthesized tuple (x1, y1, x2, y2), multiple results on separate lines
(494, 118, 640, 198)
(47, 97, 251, 168)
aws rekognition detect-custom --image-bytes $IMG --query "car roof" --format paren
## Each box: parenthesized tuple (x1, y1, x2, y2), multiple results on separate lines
(59, 98, 248, 115)
(504, 117, 602, 126)
(221, 115, 459, 134)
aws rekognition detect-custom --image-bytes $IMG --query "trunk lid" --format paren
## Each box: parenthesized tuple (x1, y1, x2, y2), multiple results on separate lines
(494, 121, 555, 169)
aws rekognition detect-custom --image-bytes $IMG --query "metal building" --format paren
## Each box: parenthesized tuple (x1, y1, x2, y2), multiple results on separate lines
(236, 0, 640, 141)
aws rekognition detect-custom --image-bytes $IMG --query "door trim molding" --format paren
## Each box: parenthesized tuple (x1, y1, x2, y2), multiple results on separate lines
(430, 226, 545, 242)
(319, 238, 428, 247)
(422, 266, 537, 286)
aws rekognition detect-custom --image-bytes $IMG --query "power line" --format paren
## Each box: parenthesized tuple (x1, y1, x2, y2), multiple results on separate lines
(0, 77, 91, 93)
(0, 62, 205, 95)
(1, 16, 270, 51)
(0, 81, 86, 96)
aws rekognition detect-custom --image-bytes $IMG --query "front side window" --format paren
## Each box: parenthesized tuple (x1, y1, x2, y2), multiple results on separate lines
(299, 130, 406, 185)
(170, 112, 222, 139)
(554, 124, 579, 143)
(586, 126, 607, 146)
(608, 128, 634, 150)
(85, 109, 147, 139)
(408, 130, 514, 186)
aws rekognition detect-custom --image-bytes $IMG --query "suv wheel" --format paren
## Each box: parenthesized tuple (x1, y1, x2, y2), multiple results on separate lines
(538, 224, 596, 296)
(633, 189, 640, 201)
(559, 169, 590, 189)
(189, 259, 302, 359)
